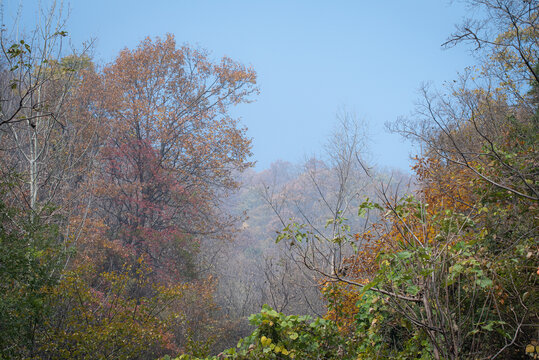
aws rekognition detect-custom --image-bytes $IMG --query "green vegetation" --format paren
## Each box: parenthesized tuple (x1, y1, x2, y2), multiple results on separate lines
(1, 0, 537, 359)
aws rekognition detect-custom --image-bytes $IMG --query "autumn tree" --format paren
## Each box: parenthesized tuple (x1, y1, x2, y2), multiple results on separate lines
(78, 35, 258, 281)
(381, 3, 539, 354)
(42, 35, 259, 356)
(0, 3, 102, 357)
(393, 0, 538, 202)
(1, 6, 259, 354)
(272, 1, 537, 359)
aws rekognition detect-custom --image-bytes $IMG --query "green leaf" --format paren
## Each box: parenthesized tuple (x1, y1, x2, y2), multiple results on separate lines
(358, 198, 383, 217)
(360, 280, 378, 295)
(396, 251, 412, 260)
(407, 285, 420, 296)
(450, 264, 464, 274)
(476, 278, 493, 289)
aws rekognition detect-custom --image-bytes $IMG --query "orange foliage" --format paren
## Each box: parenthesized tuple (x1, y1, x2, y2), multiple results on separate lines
(323, 155, 480, 334)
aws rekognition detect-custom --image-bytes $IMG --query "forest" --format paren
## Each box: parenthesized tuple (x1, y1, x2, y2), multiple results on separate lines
(0, 0, 537, 359)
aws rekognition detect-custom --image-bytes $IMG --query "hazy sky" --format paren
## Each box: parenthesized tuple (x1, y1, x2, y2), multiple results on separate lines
(6, 0, 475, 171)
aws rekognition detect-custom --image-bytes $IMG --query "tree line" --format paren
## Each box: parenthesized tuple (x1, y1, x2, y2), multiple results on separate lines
(0, 2, 259, 357)
(1, 0, 537, 359)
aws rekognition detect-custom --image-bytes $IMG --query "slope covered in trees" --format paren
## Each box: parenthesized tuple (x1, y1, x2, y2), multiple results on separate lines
(174, 1, 539, 359)
(0, 4, 259, 357)
(1, 0, 537, 359)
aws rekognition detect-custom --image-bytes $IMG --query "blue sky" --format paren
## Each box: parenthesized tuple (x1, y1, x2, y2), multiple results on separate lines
(6, 0, 475, 171)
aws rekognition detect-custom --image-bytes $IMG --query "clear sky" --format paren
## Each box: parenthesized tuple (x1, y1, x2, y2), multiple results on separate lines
(5, 0, 475, 171)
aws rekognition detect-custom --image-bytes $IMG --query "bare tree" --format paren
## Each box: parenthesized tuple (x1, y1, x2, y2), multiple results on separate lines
(259, 111, 387, 309)
(0, 1, 96, 215)
(391, 0, 538, 202)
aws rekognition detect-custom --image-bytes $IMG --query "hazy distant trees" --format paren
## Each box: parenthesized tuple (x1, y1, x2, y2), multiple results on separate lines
(211, 111, 408, 340)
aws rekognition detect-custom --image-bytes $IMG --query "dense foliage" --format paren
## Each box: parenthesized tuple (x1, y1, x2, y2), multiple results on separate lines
(1, 1, 537, 359)
(170, 1, 539, 359)
(0, 5, 258, 357)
